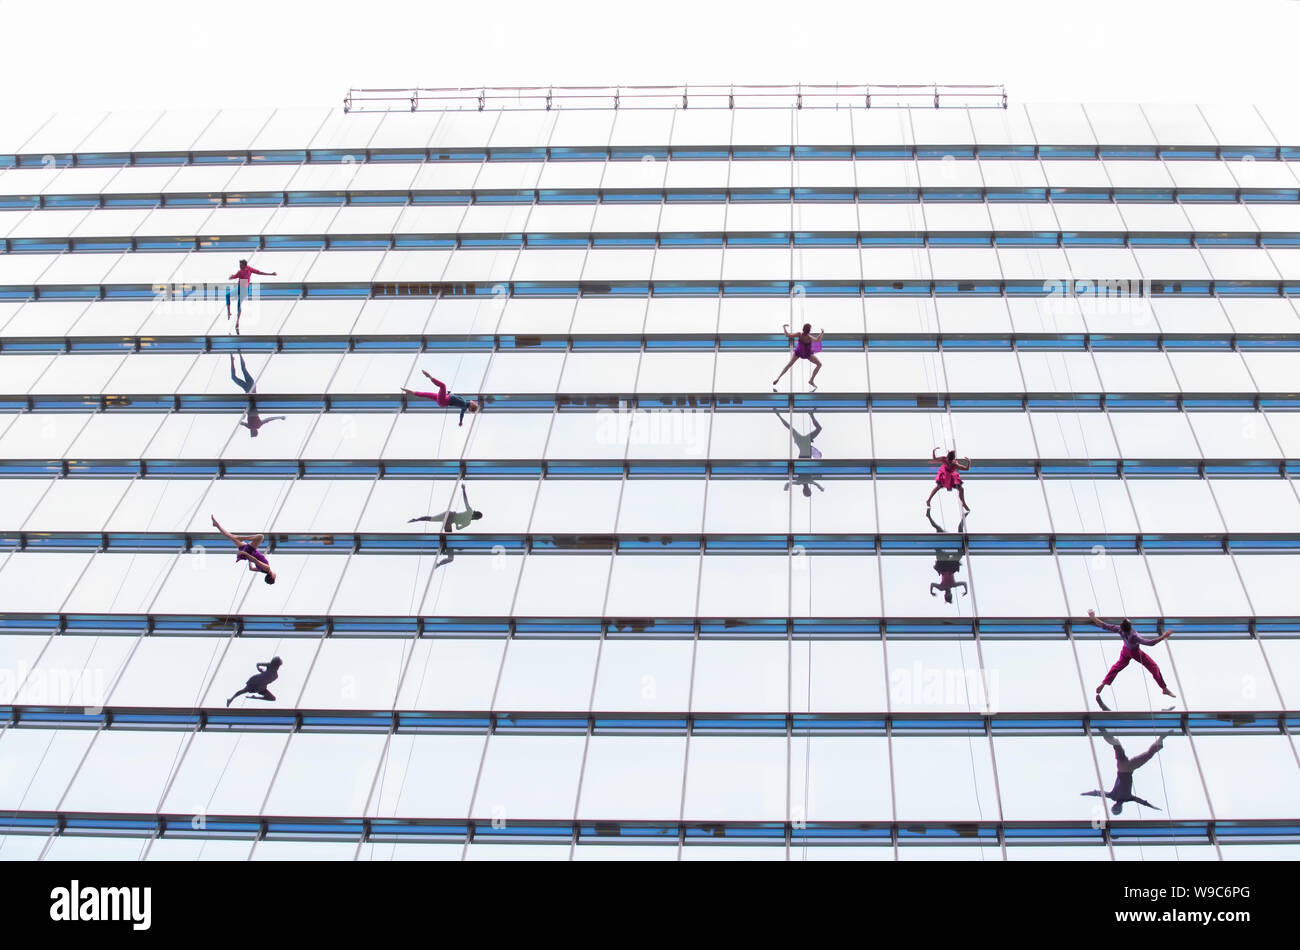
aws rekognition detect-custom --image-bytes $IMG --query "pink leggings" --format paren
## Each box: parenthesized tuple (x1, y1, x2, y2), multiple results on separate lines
(408, 378, 450, 408)
(1101, 645, 1167, 690)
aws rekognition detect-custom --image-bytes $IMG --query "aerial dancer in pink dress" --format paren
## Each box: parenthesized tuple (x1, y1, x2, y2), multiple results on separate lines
(926, 448, 971, 513)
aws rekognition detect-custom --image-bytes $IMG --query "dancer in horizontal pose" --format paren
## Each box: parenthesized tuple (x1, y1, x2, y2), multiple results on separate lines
(226, 259, 276, 331)
(238, 408, 286, 438)
(772, 323, 824, 390)
(211, 514, 276, 585)
(1080, 728, 1172, 816)
(226, 656, 283, 706)
(1088, 608, 1175, 699)
(409, 484, 482, 566)
(402, 370, 481, 425)
(926, 448, 971, 513)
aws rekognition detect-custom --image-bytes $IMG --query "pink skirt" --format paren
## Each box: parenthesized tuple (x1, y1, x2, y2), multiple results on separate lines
(935, 467, 962, 490)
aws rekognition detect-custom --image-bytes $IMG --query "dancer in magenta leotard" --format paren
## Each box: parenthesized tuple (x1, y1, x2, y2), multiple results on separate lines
(1088, 609, 1175, 699)
(211, 514, 276, 584)
(926, 448, 971, 513)
(772, 323, 824, 390)
(401, 370, 481, 426)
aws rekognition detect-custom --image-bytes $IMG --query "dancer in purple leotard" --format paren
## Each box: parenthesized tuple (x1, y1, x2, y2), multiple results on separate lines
(211, 514, 276, 585)
(773, 323, 824, 389)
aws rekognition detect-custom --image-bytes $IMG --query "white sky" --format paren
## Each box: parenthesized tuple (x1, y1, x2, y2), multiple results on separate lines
(0, 0, 1299, 111)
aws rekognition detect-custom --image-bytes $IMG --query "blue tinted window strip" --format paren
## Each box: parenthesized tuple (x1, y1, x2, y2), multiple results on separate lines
(15, 186, 1300, 208)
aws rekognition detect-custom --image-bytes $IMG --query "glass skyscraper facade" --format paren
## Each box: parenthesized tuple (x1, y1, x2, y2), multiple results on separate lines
(0, 92, 1298, 860)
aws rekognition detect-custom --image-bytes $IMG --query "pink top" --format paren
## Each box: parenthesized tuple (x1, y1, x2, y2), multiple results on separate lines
(230, 264, 271, 281)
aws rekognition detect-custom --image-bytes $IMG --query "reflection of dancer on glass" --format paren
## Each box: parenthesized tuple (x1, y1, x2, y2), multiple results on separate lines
(408, 484, 482, 566)
(226, 259, 276, 328)
(930, 555, 968, 604)
(230, 354, 285, 437)
(230, 353, 257, 394)
(226, 656, 283, 706)
(784, 473, 824, 497)
(1088, 609, 1175, 699)
(238, 409, 286, 438)
(773, 409, 823, 460)
(402, 370, 480, 426)
(926, 448, 971, 513)
(772, 323, 824, 390)
(211, 514, 277, 585)
(1080, 728, 1171, 815)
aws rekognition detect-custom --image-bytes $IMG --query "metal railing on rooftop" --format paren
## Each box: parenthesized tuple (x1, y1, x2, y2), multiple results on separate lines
(343, 83, 1008, 113)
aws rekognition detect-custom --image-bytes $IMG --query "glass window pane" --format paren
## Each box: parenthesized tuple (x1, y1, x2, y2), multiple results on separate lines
(394, 639, 505, 711)
(1170, 638, 1281, 710)
(0, 728, 95, 810)
(298, 638, 407, 709)
(62, 730, 190, 812)
(1193, 735, 1300, 820)
(495, 640, 599, 711)
(471, 734, 585, 820)
(159, 731, 289, 817)
(698, 554, 789, 617)
(1146, 553, 1252, 616)
(981, 640, 1085, 713)
(605, 554, 699, 616)
(63, 551, 176, 614)
(892, 736, 998, 822)
(887, 640, 985, 713)
(591, 639, 695, 713)
(514, 553, 611, 615)
(262, 733, 385, 815)
(366, 734, 485, 820)
(682, 736, 786, 822)
(420, 553, 523, 616)
(692, 640, 787, 712)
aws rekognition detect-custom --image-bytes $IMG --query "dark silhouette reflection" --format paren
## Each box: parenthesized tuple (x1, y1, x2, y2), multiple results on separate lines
(226, 656, 283, 706)
(409, 484, 482, 568)
(927, 509, 968, 604)
(773, 409, 823, 460)
(775, 410, 824, 496)
(230, 353, 256, 394)
(1081, 729, 1175, 815)
(231, 355, 285, 437)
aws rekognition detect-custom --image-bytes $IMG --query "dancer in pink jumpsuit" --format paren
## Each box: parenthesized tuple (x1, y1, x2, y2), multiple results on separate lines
(1088, 609, 1175, 699)
(401, 370, 480, 425)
